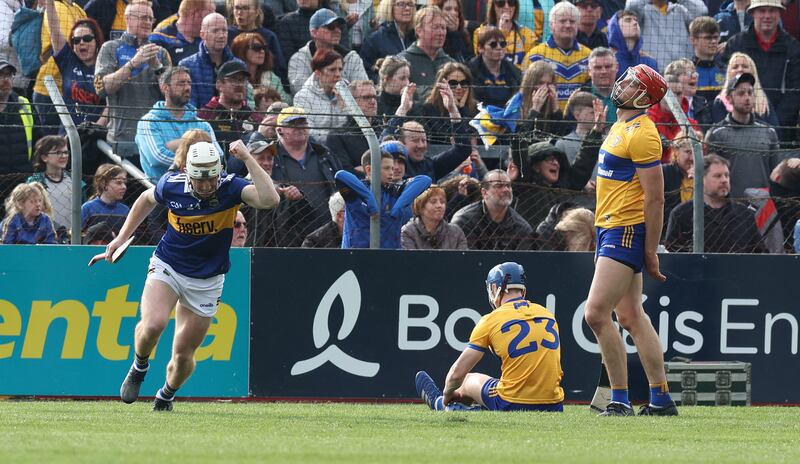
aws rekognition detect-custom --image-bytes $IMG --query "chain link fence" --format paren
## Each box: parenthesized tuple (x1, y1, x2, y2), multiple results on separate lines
(3, 1, 800, 251)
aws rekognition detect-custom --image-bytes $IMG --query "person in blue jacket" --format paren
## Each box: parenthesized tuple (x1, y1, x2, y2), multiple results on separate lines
(335, 141, 431, 248)
(1, 183, 57, 244)
(607, 10, 658, 79)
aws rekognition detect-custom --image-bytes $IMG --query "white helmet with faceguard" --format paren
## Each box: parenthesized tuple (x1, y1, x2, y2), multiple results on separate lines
(186, 142, 222, 179)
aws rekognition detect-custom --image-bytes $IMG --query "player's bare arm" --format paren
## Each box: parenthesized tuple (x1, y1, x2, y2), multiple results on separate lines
(637, 165, 666, 282)
(104, 188, 157, 262)
(442, 348, 483, 404)
(230, 140, 281, 209)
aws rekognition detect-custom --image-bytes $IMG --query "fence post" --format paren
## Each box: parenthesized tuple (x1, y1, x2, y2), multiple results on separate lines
(663, 89, 704, 253)
(44, 76, 82, 245)
(336, 81, 381, 249)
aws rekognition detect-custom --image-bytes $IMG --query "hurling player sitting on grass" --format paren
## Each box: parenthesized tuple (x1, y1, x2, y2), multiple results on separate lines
(415, 262, 564, 411)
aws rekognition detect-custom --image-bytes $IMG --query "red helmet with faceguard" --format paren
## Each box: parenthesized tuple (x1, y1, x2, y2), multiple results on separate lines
(611, 64, 668, 109)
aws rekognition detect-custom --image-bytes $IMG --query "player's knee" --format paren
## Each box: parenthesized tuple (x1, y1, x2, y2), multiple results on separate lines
(584, 307, 610, 331)
(137, 318, 168, 337)
(615, 311, 640, 333)
(171, 350, 196, 368)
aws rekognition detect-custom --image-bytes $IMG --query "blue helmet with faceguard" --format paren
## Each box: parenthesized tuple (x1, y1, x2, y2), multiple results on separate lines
(485, 262, 527, 308)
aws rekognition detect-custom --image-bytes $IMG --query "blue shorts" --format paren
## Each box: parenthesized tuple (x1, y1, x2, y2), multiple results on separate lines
(596, 224, 645, 273)
(480, 378, 563, 412)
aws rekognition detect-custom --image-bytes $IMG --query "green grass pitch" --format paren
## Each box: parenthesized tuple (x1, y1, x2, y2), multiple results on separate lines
(1, 401, 798, 463)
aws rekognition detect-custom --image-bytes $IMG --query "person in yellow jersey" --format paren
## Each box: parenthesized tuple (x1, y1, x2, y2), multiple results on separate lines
(584, 63, 677, 417)
(415, 262, 564, 412)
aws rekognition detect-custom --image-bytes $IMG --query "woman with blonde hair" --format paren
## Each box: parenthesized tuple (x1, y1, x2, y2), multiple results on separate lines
(360, 0, 417, 78)
(401, 186, 467, 249)
(226, 0, 287, 78)
(173, 129, 214, 171)
(554, 207, 595, 252)
(1, 183, 58, 244)
(712, 52, 777, 127)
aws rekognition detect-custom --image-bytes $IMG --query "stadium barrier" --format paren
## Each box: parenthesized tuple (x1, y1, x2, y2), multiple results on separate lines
(1, 246, 798, 403)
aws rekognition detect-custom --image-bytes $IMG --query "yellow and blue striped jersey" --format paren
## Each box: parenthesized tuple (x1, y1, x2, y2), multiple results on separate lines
(154, 172, 249, 278)
(595, 112, 662, 228)
(524, 37, 591, 111)
(467, 298, 564, 404)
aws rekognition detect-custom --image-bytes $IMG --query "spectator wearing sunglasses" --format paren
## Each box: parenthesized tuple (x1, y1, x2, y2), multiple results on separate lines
(468, 27, 522, 108)
(418, 62, 480, 147)
(42, 0, 107, 129)
(32, 0, 88, 136)
(472, 0, 541, 69)
(231, 210, 249, 246)
(231, 32, 292, 108)
(572, 0, 608, 49)
(360, 0, 417, 81)
(288, 8, 369, 95)
(226, 0, 288, 82)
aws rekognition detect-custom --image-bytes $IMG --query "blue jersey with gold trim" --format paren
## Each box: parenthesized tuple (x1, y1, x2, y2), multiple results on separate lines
(595, 112, 662, 228)
(154, 172, 249, 278)
(467, 298, 564, 404)
(524, 37, 591, 112)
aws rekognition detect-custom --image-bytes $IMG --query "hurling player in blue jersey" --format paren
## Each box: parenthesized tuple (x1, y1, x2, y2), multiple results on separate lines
(584, 64, 677, 416)
(415, 262, 564, 412)
(108, 138, 279, 411)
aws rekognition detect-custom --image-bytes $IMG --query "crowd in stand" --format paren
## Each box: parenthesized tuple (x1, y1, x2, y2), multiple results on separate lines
(2, 0, 800, 253)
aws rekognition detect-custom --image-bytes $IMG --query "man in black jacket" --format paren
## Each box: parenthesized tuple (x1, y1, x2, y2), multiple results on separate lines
(721, 0, 800, 142)
(264, 106, 343, 247)
(665, 154, 764, 253)
(325, 80, 378, 177)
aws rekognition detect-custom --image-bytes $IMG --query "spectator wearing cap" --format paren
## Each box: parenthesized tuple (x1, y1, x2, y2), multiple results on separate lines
(511, 128, 602, 236)
(293, 49, 350, 142)
(524, 2, 591, 112)
(721, 0, 800, 142)
(467, 27, 522, 108)
(226, 0, 288, 81)
(398, 6, 455, 102)
(83, 220, 115, 245)
(451, 169, 535, 250)
(580, 47, 619, 123)
(198, 60, 262, 176)
(359, 0, 417, 81)
(239, 131, 279, 246)
(179, 13, 240, 108)
(665, 154, 764, 253)
(137, 66, 223, 181)
(607, 10, 658, 78)
(149, 0, 217, 64)
(0, 59, 36, 183)
(573, 0, 608, 49)
(325, 80, 380, 177)
(288, 8, 369, 95)
(704, 72, 781, 199)
(276, 0, 351, 65)
(401, 185, 468, 249)
(258, 101, 290, 141)
(714, 0, 753, 43)
(335, 142, 432, 248)
(94, 1, 170, 161)
(624, 0, 707, 74)
(302, 192, 345, 248)
(262, 106, 343, 246)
